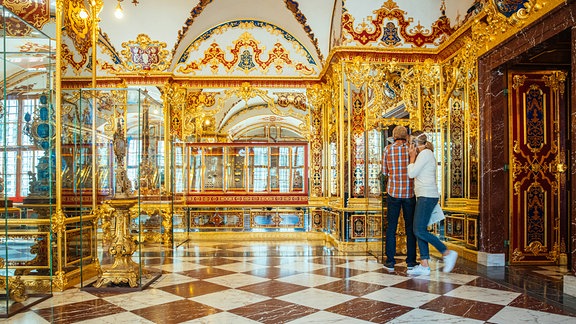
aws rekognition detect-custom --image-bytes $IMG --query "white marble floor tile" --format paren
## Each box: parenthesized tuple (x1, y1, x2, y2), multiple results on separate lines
(203, 273, 270, 288)
(152, 262, 206, 273)
(221, 256, 257, 262)
(190, 289, 270, 311)
(0, 311, 50, 324)
(31, 289, 99, 309)
(363, 286, 440, 308)
(340, 255, 374, 261)
(103, 288, 184, 311)
(337, 260, 383, 271)
(75, 311, 155, 324)
(286, 310, 372, 323)
(276, 273, 341, 287)
(181, 311, 261, 323)
(150, 273, 198, 288)
(444, 285, 521, 305)
(488, 306, 576, 323)
(276, 288, 355, 310)
(213, 261, 269, 272)
(424, 271, 479, 285)
(388, 308, 484, 324)
(347, 271, 411, 286)
(275, 260, 328, 272)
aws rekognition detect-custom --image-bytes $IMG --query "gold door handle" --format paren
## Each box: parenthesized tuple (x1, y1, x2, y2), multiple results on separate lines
(557, 163, 567, 173)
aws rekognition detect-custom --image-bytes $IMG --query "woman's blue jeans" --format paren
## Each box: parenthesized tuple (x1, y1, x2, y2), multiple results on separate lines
(413, 196, 446, 260)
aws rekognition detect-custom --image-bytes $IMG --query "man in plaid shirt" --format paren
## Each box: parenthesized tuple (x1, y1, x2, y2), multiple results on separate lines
(382, 125, 417, 271)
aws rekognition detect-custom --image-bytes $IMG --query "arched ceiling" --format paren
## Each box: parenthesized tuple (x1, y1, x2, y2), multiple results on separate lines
(59, 0, 477, 79)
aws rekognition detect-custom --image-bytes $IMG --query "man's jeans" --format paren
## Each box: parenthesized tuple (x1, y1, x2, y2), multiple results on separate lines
(385, 195, 417, 266)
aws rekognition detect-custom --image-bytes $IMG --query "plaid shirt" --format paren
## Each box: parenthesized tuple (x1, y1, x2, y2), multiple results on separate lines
(383, 140, 414, 198)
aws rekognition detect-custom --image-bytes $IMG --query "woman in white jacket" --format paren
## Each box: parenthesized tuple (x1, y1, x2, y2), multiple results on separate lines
(406, 131, 457, 275)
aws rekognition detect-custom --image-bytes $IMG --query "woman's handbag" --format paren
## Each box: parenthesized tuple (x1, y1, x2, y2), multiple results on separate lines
(428, 203, 445, 226)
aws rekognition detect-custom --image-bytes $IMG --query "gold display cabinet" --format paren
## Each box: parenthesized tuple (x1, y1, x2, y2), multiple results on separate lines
(0, 5, 54, 317)
(172, 142, 309, 244)
(61, 88, 162, 290)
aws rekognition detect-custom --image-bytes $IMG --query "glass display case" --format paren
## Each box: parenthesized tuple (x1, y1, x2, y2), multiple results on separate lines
(0, 4, 54, 317)
(60, 88, 163, 290)
(175, 143, 308, 196)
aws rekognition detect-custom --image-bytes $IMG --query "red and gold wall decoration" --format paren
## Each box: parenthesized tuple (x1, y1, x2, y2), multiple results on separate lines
(351, 90, 365, 198)
(342, 0, 454, 47)
(0, 0, 50, 36)
(178, 32, 315, 76)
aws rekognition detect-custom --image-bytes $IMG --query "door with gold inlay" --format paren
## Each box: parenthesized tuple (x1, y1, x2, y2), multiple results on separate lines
(509, 70, 568, 265)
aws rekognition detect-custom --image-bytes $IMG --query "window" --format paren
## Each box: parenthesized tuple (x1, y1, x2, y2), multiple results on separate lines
(0, 96, 42, 201)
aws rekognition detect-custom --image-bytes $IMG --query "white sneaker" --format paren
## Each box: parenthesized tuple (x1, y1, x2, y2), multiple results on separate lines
(443, 250, 458, 273)
(406, 264, 430, 276)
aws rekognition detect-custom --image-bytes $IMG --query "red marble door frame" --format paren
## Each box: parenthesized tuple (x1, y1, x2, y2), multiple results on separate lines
(478, 2, 576, 272)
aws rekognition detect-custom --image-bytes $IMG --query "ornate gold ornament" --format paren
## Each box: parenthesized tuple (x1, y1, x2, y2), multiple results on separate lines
(512, 74, 527, 89)
(52, 270, 68, 291)
(526, 240, 547, 256)
(0, 276, 28, 303)
(543, 71, 567, 95)
(51, 208, 67, 234)
(512, 247, 525, 262)
(121, 34, 170, 73)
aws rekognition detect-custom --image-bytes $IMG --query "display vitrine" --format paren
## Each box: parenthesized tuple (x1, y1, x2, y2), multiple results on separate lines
(0, 4, 53, 317)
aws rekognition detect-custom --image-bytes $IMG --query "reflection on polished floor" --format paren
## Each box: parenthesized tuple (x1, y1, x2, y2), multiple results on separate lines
(3, 241, 576, 323)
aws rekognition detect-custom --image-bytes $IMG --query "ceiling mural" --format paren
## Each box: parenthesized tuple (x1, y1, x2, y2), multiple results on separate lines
(175, 23, 317, 77)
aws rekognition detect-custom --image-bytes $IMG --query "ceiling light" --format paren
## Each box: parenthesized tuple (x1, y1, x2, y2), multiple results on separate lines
(114, 1, 124, 19)
(79, 8, 88, 19)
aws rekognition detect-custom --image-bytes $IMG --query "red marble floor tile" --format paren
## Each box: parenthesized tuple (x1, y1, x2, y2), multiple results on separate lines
(229, 298, 318, 324)
(311, 266, 366, 278)
(466, 276, 517, 291)
(326, 297, 413, 322)
(141, 257, 173, 266)
(157, 280, 230, 298)
(34, 299, 126, 324)
(316, 279, 386, 296)
(196, 257, 240, 266)
(245, 266, 300, 279)
(420, 295, 504, 321)
(308, 256, 350, 265)
(210, 243, 245, 250)
(237, 280, 308, 298)
(131, 299, 221, 324)
(509, 294, 576, 316)
(248, 257, 286, 267)
(179, 266, 236, 279)
(392, 277, 460, 295)
(84, 290, 132, 298)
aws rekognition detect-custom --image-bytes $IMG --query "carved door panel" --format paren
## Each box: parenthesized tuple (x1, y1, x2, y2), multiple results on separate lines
(509, 71, 567, 265)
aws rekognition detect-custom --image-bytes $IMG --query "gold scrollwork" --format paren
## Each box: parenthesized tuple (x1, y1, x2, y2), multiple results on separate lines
(512, 74, 527, 89)
(526, 241, 547, 256)
(543, 71, 567, 95)
(512, 247, 525, 262)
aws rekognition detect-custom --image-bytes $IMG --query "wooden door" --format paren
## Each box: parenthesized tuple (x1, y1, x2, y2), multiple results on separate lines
(509, 70, 568, 265)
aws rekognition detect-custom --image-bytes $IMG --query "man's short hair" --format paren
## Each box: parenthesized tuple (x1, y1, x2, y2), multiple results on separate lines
(392, 125, 408, 140)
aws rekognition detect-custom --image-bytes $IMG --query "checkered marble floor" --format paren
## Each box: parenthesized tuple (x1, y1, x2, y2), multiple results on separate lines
(3, 241, 576, 323)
